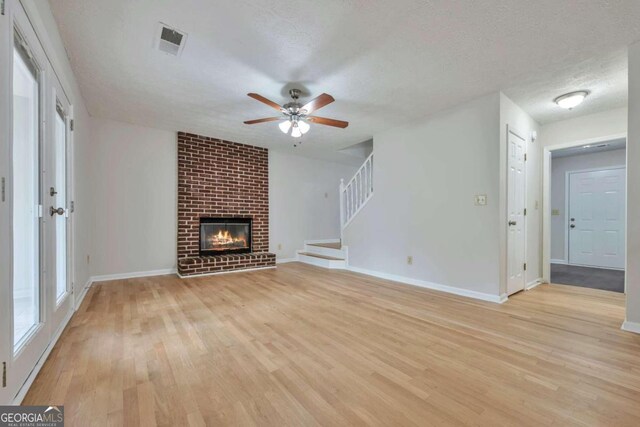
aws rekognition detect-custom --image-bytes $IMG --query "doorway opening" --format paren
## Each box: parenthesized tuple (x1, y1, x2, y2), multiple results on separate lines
(547, 137, 626, 292)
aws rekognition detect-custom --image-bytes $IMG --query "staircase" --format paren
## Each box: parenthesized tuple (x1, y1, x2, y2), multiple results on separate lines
(294, 152, 374, 270)
(296, 240, 347, 269)
(340, 152, 374, 231)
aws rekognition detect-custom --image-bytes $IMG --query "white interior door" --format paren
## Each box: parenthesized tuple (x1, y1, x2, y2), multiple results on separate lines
(568, 167, 626, 269)
(507, 128, 526, 295)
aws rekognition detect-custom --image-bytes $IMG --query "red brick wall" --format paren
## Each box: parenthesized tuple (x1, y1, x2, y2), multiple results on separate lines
(177, 132, 274, 276)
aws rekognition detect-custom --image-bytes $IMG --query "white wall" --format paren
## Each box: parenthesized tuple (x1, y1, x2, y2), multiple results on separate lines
(90, 117, 177, 276)
(626, 41, 640, 328)
(550, 149, 626, 263)
(499, 94, 541, 290)
(89, 121, 358, 273)
(344, 93, 502, 297)
(539, 107, 628, 149)
(269, 151, 357, 260)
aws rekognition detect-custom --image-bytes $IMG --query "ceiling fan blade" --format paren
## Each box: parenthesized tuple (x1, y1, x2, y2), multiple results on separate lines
(247, 93, 284, 111)
(244, 117, 282, 124)
(300, 93, 335, 114)
(307, 116, 349, 129)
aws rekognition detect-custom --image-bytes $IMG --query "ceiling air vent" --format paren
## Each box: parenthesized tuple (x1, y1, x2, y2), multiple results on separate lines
(155, 23, 187, 57)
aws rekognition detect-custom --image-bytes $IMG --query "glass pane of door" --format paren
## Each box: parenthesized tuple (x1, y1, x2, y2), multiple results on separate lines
(54, 106, 67, 301)
(12, 42, 40, 348)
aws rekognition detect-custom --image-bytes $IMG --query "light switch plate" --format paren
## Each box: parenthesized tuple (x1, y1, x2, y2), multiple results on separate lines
(551, 209, 560, 216)
(474, 194, 487, 206)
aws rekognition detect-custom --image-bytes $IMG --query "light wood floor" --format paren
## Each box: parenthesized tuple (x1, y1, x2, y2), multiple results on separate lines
(24, 263, 640, 426)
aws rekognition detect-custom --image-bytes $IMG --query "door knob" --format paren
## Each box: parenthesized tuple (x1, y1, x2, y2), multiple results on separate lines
(508, 220, 517, 226)
(50, 206, 64, 216)
(570, 224, 576, 229)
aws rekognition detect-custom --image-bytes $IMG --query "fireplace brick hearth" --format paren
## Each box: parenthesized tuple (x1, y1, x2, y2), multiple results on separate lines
(177, 132, 275, 276)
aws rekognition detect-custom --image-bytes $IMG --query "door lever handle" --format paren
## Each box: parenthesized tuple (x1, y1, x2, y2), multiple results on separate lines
(508, 221, 517, 226)
(50, 206, 64, 216)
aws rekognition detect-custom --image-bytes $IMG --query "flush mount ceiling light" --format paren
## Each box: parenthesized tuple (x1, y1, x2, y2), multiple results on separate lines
(554, 91, 589, 110)
(243, 89, 349, 138)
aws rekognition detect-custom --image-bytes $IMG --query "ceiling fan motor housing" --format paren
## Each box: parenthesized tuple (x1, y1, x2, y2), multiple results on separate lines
(289, 88, 302, 100)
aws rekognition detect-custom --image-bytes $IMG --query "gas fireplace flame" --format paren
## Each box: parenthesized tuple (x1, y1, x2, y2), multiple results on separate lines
(209, 230, 246, 248)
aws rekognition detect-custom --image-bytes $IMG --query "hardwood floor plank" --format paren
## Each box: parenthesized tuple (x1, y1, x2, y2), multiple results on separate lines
(23, 263, 640, 426)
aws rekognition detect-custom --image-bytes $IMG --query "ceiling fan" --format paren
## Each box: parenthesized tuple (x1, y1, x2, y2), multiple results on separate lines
(244, 89, 349, 138)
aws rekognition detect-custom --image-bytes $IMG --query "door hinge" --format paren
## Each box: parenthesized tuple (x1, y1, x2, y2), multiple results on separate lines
(1, 0, 5, 16)
(524, 153, 527, 161)
(70, 201, 75, 213)
(523, 263, 527, 271)
(2, 361, 6, 388)
(1, 177, 5, 202)
(70, 119, 74, 131)
(524, 208, 527, 216)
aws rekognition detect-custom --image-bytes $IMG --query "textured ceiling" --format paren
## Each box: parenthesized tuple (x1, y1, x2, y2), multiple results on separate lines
(49, 0, 640, 160)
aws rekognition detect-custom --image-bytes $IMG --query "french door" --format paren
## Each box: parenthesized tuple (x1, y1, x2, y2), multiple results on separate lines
(1, 0, 74, 404)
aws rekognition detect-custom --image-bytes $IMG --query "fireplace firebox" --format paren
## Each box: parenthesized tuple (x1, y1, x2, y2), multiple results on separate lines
(199, 218, 251, 256)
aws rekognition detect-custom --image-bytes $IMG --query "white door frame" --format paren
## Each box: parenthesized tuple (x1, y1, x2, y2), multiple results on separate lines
(542, 133, 627, 284)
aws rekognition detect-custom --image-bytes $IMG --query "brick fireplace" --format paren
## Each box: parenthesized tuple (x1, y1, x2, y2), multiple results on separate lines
(177, 132, 275, 276)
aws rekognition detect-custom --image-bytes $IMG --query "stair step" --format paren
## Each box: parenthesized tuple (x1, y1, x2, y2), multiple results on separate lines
(297, 251, 346, 270)
(297, 252, 344, 261)
(308, 242, 341, 250)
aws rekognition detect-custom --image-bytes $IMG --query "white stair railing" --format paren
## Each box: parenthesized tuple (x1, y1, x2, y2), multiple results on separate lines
(340, 152, 373, 230)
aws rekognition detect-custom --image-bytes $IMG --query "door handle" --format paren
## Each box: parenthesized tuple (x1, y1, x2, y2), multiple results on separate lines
(508, 221, 517, 226)
(50, 206, 64, 216)
(570, 224, 576, 229)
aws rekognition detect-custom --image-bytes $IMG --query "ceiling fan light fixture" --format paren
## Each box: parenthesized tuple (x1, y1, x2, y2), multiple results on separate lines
(554, 91, 589, 110)
(298, 120, 310, 134)
(278, 120, 292, 134)
(291, 124, 302, 138)
(244, 90, 348, 139)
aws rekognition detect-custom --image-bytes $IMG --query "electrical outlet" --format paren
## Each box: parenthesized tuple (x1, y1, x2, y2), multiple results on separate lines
(324, 192, 328, 198)
(535, 200, 539, 210)
(277, 243, 282, 250)
(474, 194, 487, 206)
(407, 256, 413, 265)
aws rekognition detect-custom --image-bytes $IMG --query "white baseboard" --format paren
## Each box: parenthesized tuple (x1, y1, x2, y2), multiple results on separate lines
(621, 320, 640, 334)
(550, 259, 567, 265)
(176, 266, 276, 279)
(91, 268, 177, 283)
(74, 277, 92, 311)
(526, 278, 544, 290)
(346, 265, 505, 304)
(14, 306, 74, 405)
(276, 257, 297, 264)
